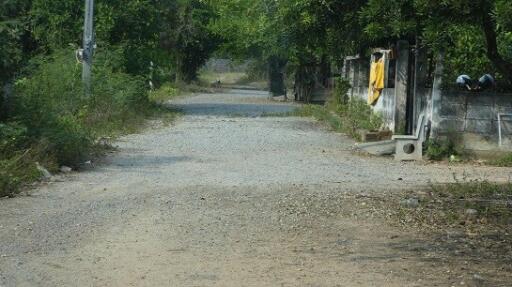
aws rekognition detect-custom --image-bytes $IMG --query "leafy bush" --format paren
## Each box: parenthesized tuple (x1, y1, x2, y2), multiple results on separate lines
(327, 77, 351, 108)
(337, 98, 383, 137)
(148, 84, 180, 104)
(325, 79, 383, 140)
(297, 98, 383, 141)
(1, 48, 153, 196)
(425, 137, 462, 161)
(0, 122, 28, 156)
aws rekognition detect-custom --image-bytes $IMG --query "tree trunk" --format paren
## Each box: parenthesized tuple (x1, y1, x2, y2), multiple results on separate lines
(482, 10, 512, 85)
(175, 56, 182, 84)
(294, 64, 315, 103)
(268, 56, 286, 97)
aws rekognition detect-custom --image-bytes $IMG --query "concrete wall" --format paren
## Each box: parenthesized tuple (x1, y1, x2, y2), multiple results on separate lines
(344, 55, 399, 132)
(342, 48, 510, 152)
(433, 91, 512, 151)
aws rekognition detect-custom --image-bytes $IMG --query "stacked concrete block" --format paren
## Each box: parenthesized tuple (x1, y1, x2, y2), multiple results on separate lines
(433, 91, 512, 151)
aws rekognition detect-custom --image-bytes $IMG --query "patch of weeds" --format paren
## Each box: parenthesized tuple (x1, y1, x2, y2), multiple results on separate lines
(425, 136, 463, 161)
(295, 96, 382, 141)
(149, 84, 180, 104)
(395, 177, 512, 230)
(0, 147, 56, 197)
(1, 50, 182, 197)
(295, 78, 383, 140)
(488, 153, 512, 167)
(294, 105, 344, 131)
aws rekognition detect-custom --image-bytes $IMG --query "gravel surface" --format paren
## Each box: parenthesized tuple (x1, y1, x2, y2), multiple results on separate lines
(1, 89, 511, 286)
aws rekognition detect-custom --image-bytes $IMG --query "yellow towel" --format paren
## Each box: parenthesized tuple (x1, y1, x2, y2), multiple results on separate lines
(368, 59, 385, 105)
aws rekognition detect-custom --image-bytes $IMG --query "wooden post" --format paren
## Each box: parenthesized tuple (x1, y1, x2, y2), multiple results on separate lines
(429, 52, 444, 138)
(83, 0, 94, 96)
(394, 40, 410, 134)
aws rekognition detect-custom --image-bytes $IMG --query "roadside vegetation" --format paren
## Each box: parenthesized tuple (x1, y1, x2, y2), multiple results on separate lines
(487, 153, 512, 167)
(425, 137, 465, 161)
(0, 0, 219, 197)
(401, 179, 512, 228)
(0, 50, 182, 197)
(295, 79, 383, 141)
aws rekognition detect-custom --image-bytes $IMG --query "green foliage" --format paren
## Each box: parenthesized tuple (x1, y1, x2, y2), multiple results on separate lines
(212, 0, 512, 88)
(425, 137, 462, 161)
(0, 0, 32, 112)
(297, 95, 383, 141)
(336, 98, 383, 139)
(0, 122, 28, 156)
(488, 153, 512, 167)
(0, 151, 40, 197)
(160, 0, 220, 83)
(0, 49, 156, 196)
(30, 0, 83, 49)
(149, 84, 180, 104)
(1, 0, 215, 196)
(328, 77, 352, 107)
(294, 104, 345, 131)
(361, 0, 512, 86)
(442, 25, 493, 86)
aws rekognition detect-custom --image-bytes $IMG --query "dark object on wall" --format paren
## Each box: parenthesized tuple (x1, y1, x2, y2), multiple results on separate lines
(456, 74, 473, 90)
(477, 74, 495, 90)
(456, 74, 495, 92)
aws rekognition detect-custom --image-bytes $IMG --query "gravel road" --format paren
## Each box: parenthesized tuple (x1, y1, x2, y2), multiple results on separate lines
(1, 89, 511, 286)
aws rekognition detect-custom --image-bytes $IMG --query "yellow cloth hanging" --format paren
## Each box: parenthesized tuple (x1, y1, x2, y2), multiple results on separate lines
(368, 59, 385, 105)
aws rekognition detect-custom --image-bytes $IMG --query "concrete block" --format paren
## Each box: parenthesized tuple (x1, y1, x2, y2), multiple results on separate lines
(495, 106, 512, 115)
(466, 105, 494, 120)
(438, 118, 465, 132)
(359, 130, 380, 142)
(496, 95, 512, 107)
(441, 93, 466, 104)
(440, 103, 466, 118)
(467, 95, 494, 106)
(462, 133, 499, 151)
(498, 135, 512, 151)
(378, 130, 393, 140)
(497, 119, 512, 135)
(356, 140, 395, 156)
(465, 119, 495, 134)
(394, 139, 423, 161)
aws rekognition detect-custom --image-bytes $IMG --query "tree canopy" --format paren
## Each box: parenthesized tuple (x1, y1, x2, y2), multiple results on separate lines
(1, 0, 511, 96)
(209, 0, 512, 86)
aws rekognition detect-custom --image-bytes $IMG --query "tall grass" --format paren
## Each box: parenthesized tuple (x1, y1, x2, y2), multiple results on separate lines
(0, 49, 161, 196)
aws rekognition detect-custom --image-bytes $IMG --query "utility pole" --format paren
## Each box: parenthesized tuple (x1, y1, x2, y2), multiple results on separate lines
(82, 0, 95, 96)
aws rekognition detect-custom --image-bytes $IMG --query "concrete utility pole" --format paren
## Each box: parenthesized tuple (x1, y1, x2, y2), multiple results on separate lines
(82, 0, 95, 96)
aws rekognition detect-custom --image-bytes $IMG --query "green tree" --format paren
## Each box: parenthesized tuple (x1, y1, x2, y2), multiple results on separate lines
(0, 0, 33, 119)
(361, 0, 512, 85)
(165, 0, 220, 83)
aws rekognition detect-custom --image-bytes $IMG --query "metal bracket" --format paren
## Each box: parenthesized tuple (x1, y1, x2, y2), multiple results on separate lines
(497, 113, 512, 147)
